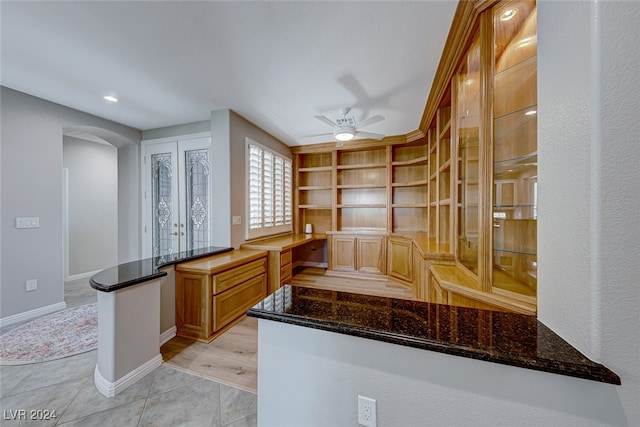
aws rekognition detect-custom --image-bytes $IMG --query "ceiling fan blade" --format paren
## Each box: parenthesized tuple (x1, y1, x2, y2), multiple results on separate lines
(357, 114, 385, 128)
(304, 132, 333, 138)
(314, 115, 338, 127)
(355, 131, 385, 140)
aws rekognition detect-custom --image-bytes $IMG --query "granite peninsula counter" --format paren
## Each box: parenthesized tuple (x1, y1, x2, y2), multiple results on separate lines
(90, 246, 234, 292)
(248, 285, 620, 385)
(89, 246, 234, 398)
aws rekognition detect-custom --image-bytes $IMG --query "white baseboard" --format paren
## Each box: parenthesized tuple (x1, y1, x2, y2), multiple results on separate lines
(0, 301, 67, 328)
(67, 269, 102, 282)
(160, 326, 177, 346)
(94, 354, 163, 398)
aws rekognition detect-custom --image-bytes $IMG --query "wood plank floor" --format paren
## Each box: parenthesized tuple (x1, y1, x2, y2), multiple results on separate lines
(161, 316, 259, 393)
(160, 267, 417, 392)
(291, 266, 416, 300)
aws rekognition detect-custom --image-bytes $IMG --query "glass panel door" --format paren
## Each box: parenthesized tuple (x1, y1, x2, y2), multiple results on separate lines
(183, 147, 210, 251)
(148, 143, 179, 261)
(456, 31, 481, 274)
(144, 137, 211, 260)
(492, 0, 537, 297)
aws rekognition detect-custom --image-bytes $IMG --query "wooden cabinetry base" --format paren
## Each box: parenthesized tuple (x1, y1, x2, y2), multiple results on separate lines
(175, 250, 268, 342)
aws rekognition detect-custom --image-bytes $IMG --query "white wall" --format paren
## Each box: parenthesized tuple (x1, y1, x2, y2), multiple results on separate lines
(258, 320, 626, 427)
(538, 0, 640, 422)
(63, 136, 118, 277)
(0, 87, 140, 321)
(258, 1, 640, 425)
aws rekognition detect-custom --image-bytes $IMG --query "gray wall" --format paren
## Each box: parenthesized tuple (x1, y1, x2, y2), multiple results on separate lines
(228, 110, 291, 248)
(140, 120, 210, 141)
(63, 136, 118, 277)
(210, 110, 232, 247)
(0, 87, 141, 320)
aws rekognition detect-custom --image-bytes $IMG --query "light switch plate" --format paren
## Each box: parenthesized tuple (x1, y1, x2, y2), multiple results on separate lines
(16, 217, 39, 229)
(232, 216, 242, 225)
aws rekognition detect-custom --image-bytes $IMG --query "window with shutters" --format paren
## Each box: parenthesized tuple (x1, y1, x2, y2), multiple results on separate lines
(246, 138, 292, 240)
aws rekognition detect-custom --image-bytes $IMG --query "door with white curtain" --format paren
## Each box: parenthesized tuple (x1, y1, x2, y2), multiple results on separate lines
(142, 136, 211, 261)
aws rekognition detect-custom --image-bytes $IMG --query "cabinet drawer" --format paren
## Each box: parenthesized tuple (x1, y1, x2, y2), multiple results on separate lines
(212, 273, 267, 331)
(280, 263, 292, 281)
(212, 258, 267, 295)
(280, 250, 292, 266)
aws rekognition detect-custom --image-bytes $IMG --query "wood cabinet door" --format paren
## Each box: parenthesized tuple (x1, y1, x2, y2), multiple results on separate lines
(331, 236, 357, 272)
(388, 237, 413, 282)
(357, 236, 386, 275)
(175, 271, 210, 340)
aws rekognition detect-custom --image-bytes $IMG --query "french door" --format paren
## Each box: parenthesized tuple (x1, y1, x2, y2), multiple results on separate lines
(142, 136, 211, 261)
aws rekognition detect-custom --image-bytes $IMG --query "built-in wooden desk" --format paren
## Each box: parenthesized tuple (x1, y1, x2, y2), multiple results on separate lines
(241, 233, 327, 293)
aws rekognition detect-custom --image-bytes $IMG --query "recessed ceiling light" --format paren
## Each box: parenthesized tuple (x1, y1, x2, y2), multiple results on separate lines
(103, 95, 118, 103)
(500, 9, 518, 21)
(525, 110, 537, 116)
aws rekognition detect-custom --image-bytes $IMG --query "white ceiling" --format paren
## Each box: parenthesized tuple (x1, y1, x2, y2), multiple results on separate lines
(1, 1, 457, 146)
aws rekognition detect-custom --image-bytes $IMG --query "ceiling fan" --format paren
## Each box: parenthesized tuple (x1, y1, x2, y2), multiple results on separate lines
(311, 107, 385, 147)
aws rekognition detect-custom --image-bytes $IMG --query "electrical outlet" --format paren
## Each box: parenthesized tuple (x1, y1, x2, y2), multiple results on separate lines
(26, 279, 38, 292)
(358, 395, 377, 427)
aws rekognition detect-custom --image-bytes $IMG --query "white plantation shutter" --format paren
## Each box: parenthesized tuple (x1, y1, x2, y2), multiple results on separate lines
(248, 144, 262, 230)
(246, 138, 293, 239)
(274, 156, 284, 225)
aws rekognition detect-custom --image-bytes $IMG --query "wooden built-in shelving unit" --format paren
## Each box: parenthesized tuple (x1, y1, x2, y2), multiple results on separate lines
(290, 0, 537, 315)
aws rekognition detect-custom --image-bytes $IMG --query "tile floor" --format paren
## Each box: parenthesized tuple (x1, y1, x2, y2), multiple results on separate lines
(0, 278, 257, 426)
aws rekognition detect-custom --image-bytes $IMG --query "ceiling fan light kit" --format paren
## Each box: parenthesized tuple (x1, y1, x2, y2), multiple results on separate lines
(334, 128, 356, 141)
(310, 107, 386, 146)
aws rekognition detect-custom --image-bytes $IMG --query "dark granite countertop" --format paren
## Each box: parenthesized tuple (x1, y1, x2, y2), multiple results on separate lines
(90, 246, 234, 292)
(248, 285, 620, 385)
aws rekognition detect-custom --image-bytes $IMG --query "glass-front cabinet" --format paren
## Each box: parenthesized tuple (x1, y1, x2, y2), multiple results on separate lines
(448, 0, 537, 308)
(456, 31, 481, 275)
(491, 0, 537, 299)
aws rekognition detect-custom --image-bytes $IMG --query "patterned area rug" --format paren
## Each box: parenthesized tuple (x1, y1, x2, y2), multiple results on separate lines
(0, 303, 97, 365)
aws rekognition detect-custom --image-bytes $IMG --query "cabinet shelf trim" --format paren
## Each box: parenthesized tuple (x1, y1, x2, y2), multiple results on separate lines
(337, 184, 387, 189)
(392, 180, 429, 187)
(392, 156, 429, 166)
(299, 186, 332, 191)
(298, 204, 332, 209)
(337, 204, 387, 208)
(337, 163, 387, 170)
(298, 166, 333, 172)
(392, 203, 428, 208)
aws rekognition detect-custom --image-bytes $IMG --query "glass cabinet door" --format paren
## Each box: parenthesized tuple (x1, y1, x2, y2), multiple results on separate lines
(492, 0, 537, 298)
(456, 31, 481, 274)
